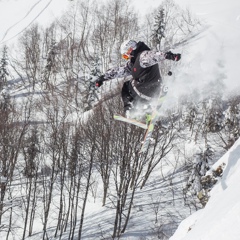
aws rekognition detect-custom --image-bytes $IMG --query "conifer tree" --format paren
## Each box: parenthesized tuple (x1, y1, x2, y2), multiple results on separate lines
(0, 46, 9, 91)
(151, 8, 165, 50)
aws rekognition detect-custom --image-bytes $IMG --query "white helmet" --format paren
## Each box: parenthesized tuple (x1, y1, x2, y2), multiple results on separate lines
(120, 39, 137, 60)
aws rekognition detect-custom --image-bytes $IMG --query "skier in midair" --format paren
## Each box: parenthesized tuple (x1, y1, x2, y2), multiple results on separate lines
(95, 40, 181, 117)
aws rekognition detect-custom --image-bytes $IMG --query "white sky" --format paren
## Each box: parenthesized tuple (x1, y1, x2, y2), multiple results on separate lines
(0, 0, 69, 45)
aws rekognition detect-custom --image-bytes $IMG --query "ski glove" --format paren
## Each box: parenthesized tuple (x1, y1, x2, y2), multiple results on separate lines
(95, 75, 105, 87)
(165, 51, 181, 61)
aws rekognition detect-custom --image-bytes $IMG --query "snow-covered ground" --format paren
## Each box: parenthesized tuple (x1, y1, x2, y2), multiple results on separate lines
(1, 0, 240, 239)
(170, 138, 240, 240)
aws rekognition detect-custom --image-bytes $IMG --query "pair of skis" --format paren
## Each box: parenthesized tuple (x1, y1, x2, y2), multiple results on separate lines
(114, 93, 166, 153)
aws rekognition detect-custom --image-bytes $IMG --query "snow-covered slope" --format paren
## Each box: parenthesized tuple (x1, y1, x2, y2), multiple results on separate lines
(170, 138, 240, 240)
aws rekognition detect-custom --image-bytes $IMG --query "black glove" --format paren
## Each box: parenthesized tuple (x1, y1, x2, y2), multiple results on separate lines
(165, 51, 181, 61)
(95, 75, 105, 87)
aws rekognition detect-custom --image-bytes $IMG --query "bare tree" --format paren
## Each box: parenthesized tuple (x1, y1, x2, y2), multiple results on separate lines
(140, 121, 178, 189)
(91, 0, 139, 71)
(21, 128, 40, 239)
(18, 24, 42, 91)
(0, 95, 30, 237)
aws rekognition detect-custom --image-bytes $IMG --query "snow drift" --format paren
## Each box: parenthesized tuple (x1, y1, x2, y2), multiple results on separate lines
(170, 138, 240, 240)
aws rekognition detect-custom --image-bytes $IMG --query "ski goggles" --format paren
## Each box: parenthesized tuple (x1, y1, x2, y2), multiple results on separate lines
(122, 48, 133, 60)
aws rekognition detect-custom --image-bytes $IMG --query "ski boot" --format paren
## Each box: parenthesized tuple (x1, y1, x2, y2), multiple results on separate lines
(145, 113, 152, 125)
(124, 102, 134, 118)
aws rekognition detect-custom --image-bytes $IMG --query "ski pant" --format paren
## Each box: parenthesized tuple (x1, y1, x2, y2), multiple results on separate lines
(121, 80, 149, 110)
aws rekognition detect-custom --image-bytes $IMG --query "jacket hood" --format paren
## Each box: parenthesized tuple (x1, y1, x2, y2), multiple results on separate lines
(131, 41, 150, 63)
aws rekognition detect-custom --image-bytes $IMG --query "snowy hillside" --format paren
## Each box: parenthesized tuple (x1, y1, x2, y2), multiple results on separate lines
(0, 0, 240, 239)
(170, 138, 240, 240)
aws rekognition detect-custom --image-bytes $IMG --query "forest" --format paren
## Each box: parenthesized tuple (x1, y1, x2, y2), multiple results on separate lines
(0, 0, 240, 239)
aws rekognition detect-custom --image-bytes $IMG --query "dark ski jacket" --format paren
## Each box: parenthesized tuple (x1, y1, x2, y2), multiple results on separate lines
(103, 41, 166, 99)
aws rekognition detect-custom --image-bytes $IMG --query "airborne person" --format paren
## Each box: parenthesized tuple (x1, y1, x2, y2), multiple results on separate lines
(95, 40, 181, 118)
